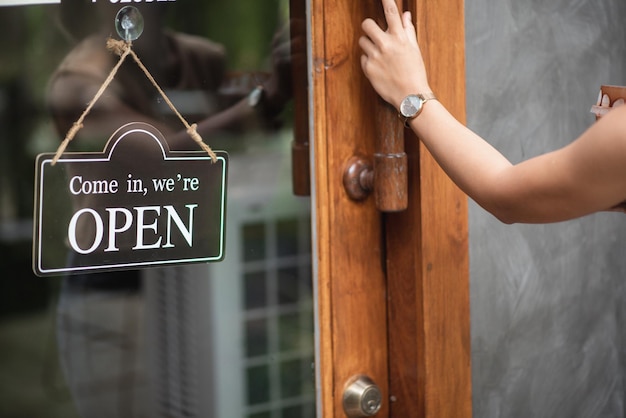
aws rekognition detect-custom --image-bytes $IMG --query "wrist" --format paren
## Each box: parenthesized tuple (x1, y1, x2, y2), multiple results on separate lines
(398, 91, 437, 127)
(395, 80, 431, 109)
(248, 85, 284, 128)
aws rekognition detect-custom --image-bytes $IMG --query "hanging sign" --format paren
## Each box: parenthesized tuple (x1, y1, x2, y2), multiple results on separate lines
(33, 122, 228, 276)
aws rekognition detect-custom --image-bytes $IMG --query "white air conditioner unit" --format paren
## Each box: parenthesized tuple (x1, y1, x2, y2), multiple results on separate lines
(143, 137, 315, 418)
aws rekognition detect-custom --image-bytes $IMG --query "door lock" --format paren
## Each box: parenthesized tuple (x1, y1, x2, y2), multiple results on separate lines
(342, 375, 382, 417)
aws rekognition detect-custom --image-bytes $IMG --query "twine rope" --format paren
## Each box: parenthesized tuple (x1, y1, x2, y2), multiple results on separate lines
(52, 38, 217, 165)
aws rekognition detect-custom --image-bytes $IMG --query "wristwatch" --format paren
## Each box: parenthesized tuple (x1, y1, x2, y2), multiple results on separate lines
(247, 85, 283, 129)
(399, 92, 437, 127)
(248, 85, 265, 108)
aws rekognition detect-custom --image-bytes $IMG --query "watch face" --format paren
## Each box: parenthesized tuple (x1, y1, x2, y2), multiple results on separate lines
(248, 86, 263, 107)
(400, 94, 423, 118)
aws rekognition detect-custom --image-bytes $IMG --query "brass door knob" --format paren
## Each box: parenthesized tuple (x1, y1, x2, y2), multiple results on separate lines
(342, 375, 382, 417)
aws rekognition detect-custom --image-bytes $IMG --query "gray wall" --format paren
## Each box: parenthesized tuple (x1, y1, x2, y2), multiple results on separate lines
(465, 1, 626, 417)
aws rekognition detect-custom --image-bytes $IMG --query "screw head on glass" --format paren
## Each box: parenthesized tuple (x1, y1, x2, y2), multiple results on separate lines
(115, 6, 144, 41)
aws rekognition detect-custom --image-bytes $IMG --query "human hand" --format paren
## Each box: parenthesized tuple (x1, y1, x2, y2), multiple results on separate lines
(590, 87, 626, 120)
(359, 0, 431, 111)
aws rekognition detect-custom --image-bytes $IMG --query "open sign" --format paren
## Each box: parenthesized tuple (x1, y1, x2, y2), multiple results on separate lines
(33, 122, 228, 276)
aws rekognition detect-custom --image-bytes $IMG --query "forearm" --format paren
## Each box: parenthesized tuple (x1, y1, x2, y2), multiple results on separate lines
(167, 95, 271, 150)
(406, 99, 625, 223)
(408, 100, 516, 220)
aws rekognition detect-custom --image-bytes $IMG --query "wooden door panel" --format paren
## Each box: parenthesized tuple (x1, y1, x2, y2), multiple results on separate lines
(386, 0, 472, 415)
(311, 0, 389, 417)
(311, 0, 471, 417)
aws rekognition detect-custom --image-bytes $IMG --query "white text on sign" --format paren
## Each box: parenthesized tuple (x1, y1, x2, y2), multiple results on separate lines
(68, 204, 198, 254)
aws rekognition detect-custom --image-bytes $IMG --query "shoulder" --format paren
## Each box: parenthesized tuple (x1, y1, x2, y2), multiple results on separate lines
(50, 35, 114, 82)
(47, 35, 119, 107)
(47, 36, 109, 112)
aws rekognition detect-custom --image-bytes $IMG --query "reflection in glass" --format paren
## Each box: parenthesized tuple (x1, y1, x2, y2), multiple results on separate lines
(243, 222, 268, 262)
(238, 213, 314, 418)
(0, 1, 313, 417)
(245, 271, 268, 310)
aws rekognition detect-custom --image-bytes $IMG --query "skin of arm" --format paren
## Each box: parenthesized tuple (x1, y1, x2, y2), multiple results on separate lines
(359, 0, 626, 224)
(48, 68, 282, 153)
(48, 17, 295, 153)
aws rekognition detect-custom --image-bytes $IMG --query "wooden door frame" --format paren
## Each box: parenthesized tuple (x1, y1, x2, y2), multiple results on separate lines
(310, 0, 390, 416)
(310, 0, 471, 417)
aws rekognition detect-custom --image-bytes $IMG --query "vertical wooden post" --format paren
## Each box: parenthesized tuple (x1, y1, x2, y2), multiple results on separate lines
(290, 0, 311, 196)
(310, 0, 390, 417)
(386, 0, 472, 417)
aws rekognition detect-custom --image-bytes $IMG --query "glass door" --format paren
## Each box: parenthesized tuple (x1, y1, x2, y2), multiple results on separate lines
(0, 1, 314, 418)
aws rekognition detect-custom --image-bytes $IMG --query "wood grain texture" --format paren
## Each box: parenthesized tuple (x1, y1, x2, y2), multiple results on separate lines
(311, 0, 389, 417)
(311, 0, 470, 417)
(387, 0, 472, 417)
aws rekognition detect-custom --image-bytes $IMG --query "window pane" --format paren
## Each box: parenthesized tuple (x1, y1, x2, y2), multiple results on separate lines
(0, 1, 314, 418)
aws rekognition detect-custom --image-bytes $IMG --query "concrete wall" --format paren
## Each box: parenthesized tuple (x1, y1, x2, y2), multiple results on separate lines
(465, 1, 626, 417)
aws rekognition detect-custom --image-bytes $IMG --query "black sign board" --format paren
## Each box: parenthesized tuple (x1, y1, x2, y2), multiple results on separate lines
(33, 122, 228, 276)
